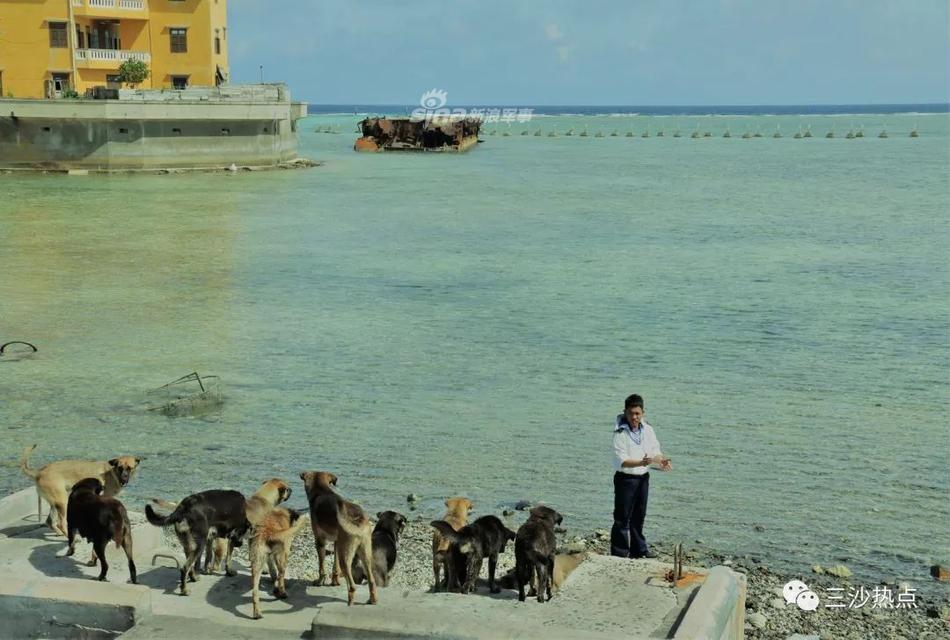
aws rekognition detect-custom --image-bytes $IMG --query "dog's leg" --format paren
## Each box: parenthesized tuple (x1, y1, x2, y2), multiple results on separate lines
(538, 560, 551, 602)
(337, 538, 359, 606)
(546, 556, 554, 601)
(464, 555, 482, 594)
(358, 534, 378, 605)
(66, 525, 77, 557)
(224, 538, 237, 577)
(178, 530, 201, 595)
(331, 542, 342, 586)
(94, 540, 109, 581)
(268, 554, 279, 589)
(432, 552, 442, 592)
(86, 548, 98, 567)
(250, 540, 264, 620)
(488, 553, 500, 594)
(53, 500, 68, 537)
(203, 538, 214, 575)
(273, 549, 289, 600)
(516, 558, 527, 602)
(314, 541, 327, 586)
(122, 530, 137, 584)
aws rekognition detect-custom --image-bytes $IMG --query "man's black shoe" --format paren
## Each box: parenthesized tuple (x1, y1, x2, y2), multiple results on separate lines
(637, 550, 660, 559)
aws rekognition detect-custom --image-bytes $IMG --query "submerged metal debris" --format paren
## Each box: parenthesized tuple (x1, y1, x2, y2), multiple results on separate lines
(0, 341, 37, 361)
(147, 372, 223, 417)
(354, 117, 481, 152)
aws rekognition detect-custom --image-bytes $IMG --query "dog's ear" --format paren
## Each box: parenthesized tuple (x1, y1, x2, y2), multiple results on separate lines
(330, 473, 338, 486)
(299, 472, 307, 481)
(135, 457, 142, 464)
(444, 499, 451, 508)
(108, 458, 119, 467)
(376, 511, 384, 519)
(556, 512, 564, 525)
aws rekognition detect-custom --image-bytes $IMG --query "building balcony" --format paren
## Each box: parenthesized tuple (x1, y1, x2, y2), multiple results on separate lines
(75, 48, 151, 69)
(72, 0, 149, 19)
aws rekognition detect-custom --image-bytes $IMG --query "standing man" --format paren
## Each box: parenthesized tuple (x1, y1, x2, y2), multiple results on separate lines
(611, 393, 672, 559)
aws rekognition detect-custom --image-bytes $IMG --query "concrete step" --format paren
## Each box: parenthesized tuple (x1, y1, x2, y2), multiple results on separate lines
(119, 615, 307, 639)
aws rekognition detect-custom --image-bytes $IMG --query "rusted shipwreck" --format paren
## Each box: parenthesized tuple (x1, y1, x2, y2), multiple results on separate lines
(354, 117, 481, 152)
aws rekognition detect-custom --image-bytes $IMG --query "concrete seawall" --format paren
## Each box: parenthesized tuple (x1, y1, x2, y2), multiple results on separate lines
(0, 487, 745, 638)
(0, 84, 308, 171)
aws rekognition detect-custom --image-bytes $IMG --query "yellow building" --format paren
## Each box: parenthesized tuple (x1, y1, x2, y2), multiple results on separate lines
(0, 0, 229, 99)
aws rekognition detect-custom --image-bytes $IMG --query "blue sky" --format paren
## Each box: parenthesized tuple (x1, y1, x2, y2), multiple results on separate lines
(229, 0, 950, 105)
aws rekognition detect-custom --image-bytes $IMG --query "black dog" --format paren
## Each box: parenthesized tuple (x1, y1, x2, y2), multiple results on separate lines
(430, 515, 515, 594)
(65, 477, 136, 583)
(515, 505, 563, 602)
(352, 510, 407, 587)
(145, 489, 248, 595)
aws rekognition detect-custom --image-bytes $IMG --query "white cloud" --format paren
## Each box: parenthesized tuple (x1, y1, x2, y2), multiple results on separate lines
(556, 45, 573, 63)
(546, 23, 564, 41)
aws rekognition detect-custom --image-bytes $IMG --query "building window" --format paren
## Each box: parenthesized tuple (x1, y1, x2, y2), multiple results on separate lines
(171, 75, 189, 90)
(76, 26, 85, 49)
(170, 28, 188, 53)
(215, 37, 221, 55)
(49, 22, 68, 48)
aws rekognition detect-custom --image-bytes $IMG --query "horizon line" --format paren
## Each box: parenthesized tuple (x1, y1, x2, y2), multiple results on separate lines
(303, 101, 950, 108)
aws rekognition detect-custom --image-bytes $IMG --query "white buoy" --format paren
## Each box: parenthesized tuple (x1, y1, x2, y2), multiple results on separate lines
(228, 163, 238, 172)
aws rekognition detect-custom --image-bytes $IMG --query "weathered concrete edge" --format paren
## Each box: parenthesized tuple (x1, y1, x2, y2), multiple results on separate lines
(310, 603, 631, 640)
(671, 565, 746, 640)
(0, 487, 39, 526)
(0, 158, 322, 175)
(0, 574, 153, 637)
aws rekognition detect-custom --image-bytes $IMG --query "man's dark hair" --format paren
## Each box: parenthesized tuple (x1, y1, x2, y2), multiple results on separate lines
(624, 394, 644, 410)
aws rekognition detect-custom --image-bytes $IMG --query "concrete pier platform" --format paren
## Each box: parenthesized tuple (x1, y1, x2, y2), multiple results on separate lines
(0, 487, 745, 639)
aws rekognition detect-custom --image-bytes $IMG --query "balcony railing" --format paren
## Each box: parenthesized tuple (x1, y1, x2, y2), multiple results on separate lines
(72, 0, 147, 10)
(75, 49, 151, 63)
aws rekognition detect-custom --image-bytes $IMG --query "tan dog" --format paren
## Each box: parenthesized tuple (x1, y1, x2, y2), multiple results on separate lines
(432, 497, 473, 591)
(249, 507, 310, 619)
(552, 551, 589, 590)
(299, 471, 378, 606)
(20, 445, 141, 537)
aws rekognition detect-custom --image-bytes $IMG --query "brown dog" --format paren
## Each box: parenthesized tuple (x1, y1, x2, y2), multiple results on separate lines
(515, 505, 563, 603)
(249, 507, 310, 619)
(65, 477, 136, 583)
(299, 471, 378, 606)
(21, 445, 141, 537)
(432, 497, 472, 591)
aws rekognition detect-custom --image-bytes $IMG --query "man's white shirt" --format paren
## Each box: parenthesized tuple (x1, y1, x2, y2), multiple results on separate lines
(612, 418, 663, 475)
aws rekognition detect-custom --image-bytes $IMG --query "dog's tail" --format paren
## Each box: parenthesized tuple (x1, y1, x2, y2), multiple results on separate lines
(287, 512, 310, 537)
(430, 520, 463, 544)
(20, 444, 39, 480)
(145, 502, 185, 527)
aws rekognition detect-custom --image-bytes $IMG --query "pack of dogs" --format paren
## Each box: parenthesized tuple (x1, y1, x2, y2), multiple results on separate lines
(20, 445, 582, 619)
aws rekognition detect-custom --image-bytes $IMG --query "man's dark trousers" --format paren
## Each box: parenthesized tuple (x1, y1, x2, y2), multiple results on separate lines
(610, 471, 650, 558)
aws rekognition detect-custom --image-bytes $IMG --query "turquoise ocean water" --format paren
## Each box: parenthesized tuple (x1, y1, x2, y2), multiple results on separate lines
(1, 110, 948, 594)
